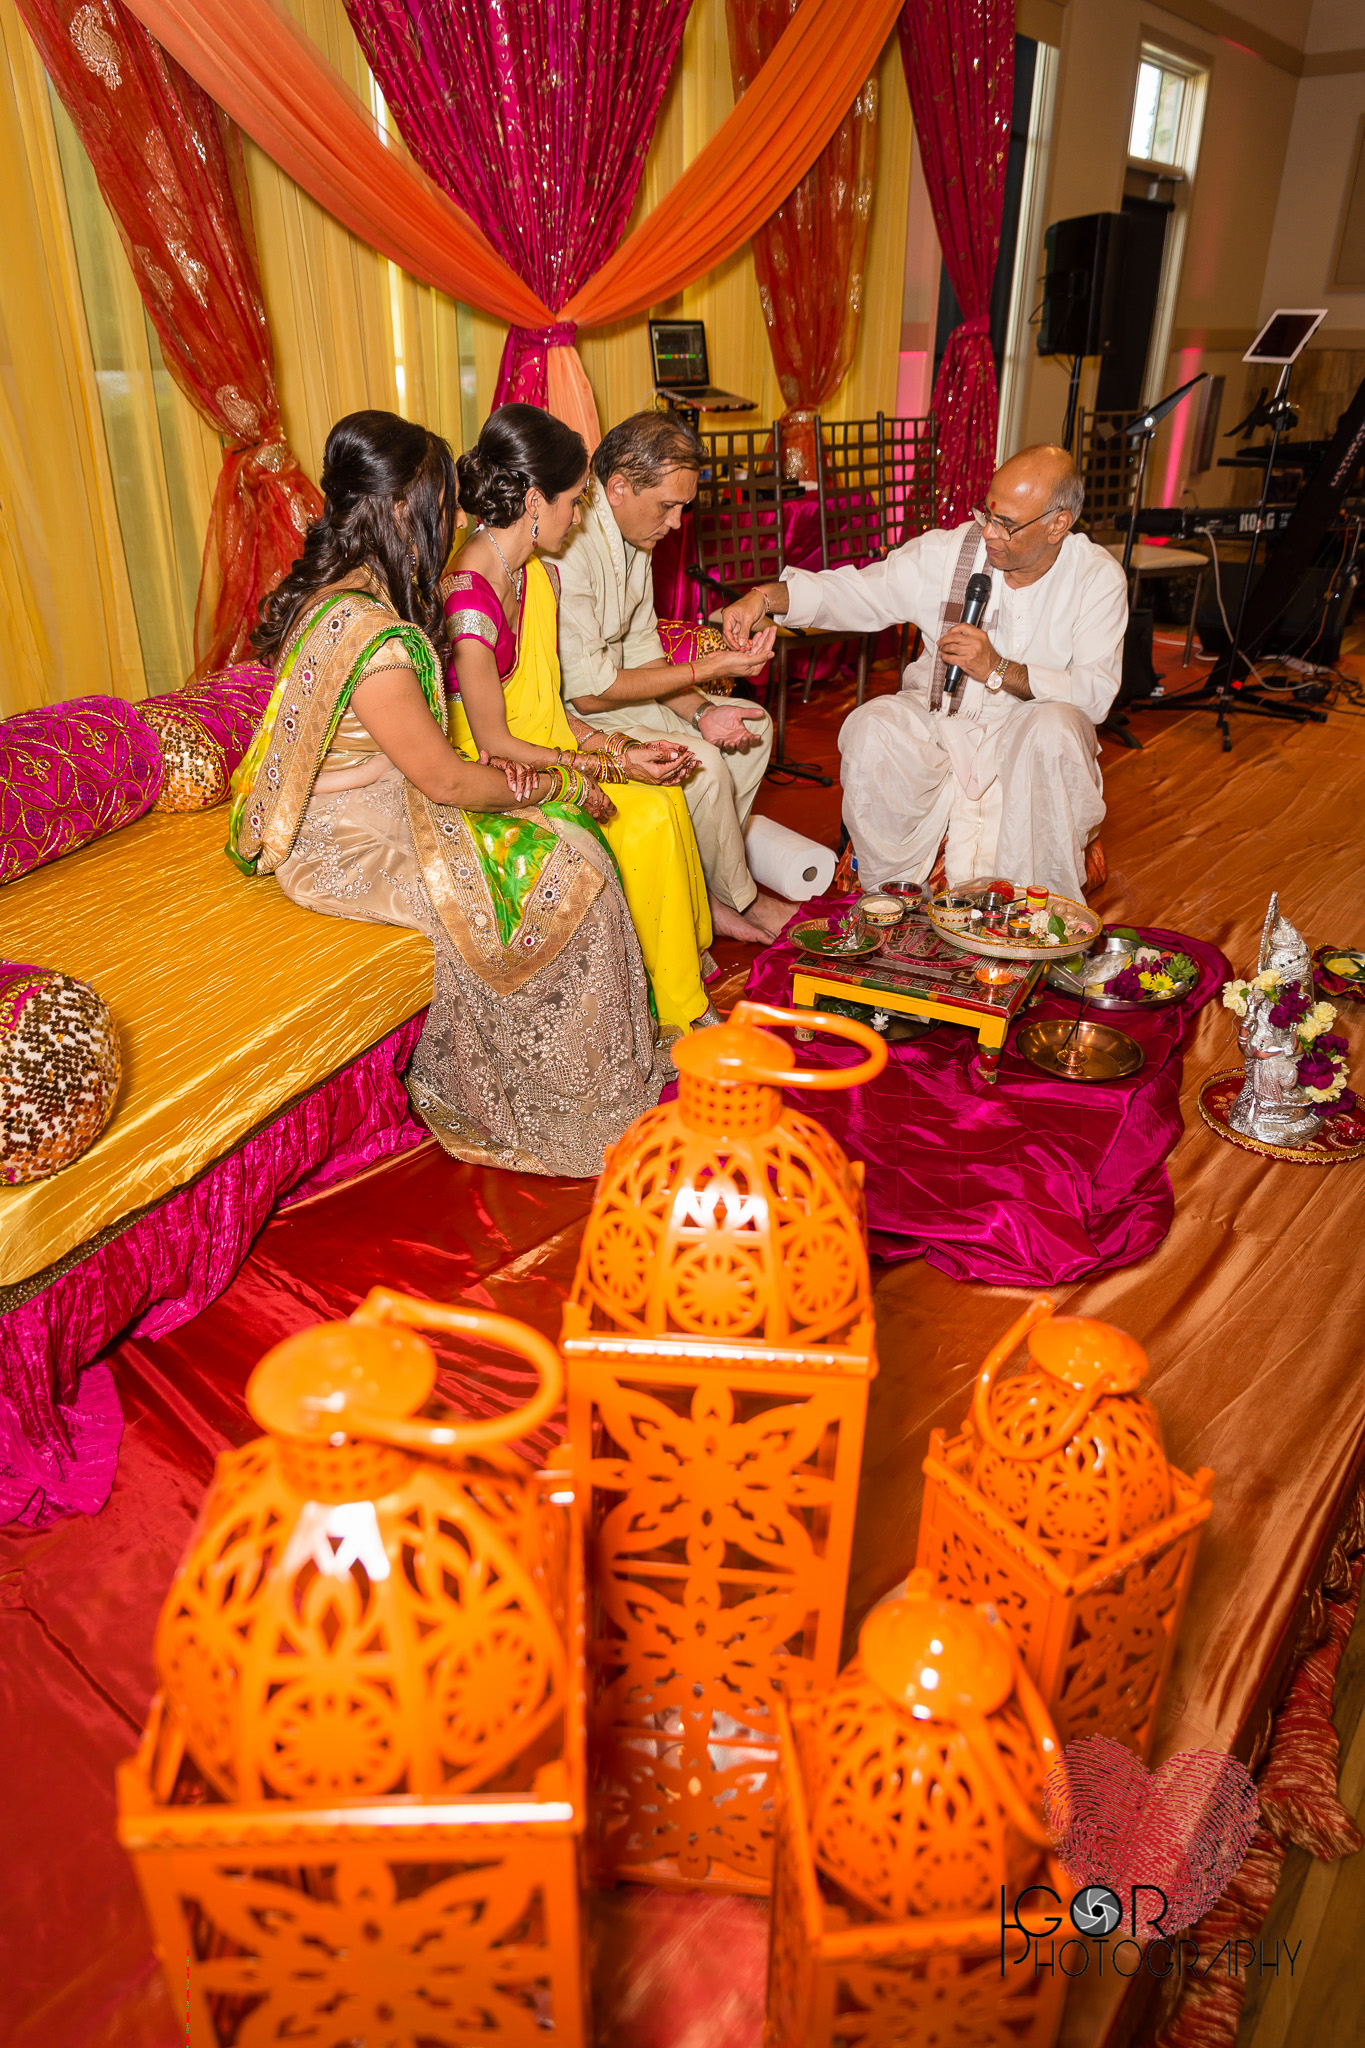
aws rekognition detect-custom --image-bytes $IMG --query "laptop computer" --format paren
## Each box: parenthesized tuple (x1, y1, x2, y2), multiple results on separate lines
(648, 320, 756, 413)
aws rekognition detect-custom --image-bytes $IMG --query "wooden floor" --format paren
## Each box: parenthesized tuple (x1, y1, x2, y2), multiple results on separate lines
(5, 630, 1365, 2047)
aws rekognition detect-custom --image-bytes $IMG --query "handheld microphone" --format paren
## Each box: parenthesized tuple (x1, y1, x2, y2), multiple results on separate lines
(943, 571, 994, 695)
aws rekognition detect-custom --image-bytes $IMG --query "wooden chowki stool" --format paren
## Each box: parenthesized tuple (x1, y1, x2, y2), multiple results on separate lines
(767, 1572, 1069, 2048)
(916, 1297, 1213, 1758)
(118, 1291, 590, 2047)
(561, 1000, 887, 1893)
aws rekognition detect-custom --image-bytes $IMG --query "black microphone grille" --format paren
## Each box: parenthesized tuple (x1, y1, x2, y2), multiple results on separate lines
(964, 572, 993, 604)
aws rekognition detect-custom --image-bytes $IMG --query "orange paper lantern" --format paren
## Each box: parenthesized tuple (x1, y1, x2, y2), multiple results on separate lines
(916, 1297, 1213, 1757)
(561, 1001, 887, 1893)
(767, 1572, 1069, 2048)
(118, 1290, 590, 2048)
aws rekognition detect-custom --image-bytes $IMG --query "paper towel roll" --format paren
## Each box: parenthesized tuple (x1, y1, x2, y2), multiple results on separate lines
(743, 814, 837, 901)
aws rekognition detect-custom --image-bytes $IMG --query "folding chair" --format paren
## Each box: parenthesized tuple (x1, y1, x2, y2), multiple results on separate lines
(877, 411, 938, 673)
(802, 416, 887, 706)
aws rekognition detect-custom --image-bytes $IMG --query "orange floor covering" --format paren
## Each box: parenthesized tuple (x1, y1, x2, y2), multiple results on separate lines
(4, 638, 1365, 2048)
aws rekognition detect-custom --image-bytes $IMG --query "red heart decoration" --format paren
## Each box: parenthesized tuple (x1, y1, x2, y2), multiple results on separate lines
(1044, 1735, 1260, 1936)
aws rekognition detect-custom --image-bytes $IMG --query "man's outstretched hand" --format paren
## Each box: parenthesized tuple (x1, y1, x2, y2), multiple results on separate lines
(698, 703, 769, 755)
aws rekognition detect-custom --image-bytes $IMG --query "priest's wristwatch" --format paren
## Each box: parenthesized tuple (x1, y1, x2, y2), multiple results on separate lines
(985, 652, 1008, 692)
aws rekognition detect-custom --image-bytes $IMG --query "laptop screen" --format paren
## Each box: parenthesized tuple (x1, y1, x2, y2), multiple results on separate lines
(650, 320, 709, 388)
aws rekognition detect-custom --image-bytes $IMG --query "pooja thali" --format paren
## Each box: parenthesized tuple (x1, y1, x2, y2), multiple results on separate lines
(928, 879, 1101, 963)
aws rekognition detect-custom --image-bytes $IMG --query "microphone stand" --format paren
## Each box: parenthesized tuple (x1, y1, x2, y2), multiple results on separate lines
(1101, 373, 1206, 752)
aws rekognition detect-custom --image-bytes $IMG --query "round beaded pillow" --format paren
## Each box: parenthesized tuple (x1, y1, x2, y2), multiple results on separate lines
(135, 664, 274, 812)
(0, 964, 121, 1185)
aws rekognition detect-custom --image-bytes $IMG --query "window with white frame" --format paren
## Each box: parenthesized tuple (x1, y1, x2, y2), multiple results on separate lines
(1129, 49, 1203, 172)
(1124, 44, 1208, 406)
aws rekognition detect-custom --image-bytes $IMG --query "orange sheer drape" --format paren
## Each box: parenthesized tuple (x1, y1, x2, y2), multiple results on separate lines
(726, 0, 878, 480)
(119, 0, 903, 334)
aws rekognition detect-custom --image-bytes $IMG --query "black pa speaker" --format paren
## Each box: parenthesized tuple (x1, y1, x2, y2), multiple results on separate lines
(1038, 213, 1129, 359)
(1117, 609, 1158, 705)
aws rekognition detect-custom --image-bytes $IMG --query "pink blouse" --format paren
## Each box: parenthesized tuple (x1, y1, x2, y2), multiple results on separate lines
(443, 561, 560, 686)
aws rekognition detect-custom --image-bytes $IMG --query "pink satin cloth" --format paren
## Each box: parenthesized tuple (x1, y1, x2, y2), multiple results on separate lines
(742, 907, 1229, 1285)
(0, 1014, 427, 1528)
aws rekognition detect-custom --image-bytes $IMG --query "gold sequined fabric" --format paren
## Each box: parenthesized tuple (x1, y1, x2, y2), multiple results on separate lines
(0, 967, 122, 1186)
(137, 698, 230, 812)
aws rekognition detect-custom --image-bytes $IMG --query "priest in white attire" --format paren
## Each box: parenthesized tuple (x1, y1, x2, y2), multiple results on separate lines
(721, 445, 1128, 899)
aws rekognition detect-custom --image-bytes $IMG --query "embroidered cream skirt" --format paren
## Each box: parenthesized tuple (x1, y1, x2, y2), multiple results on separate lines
(275, 766, 666, 1177)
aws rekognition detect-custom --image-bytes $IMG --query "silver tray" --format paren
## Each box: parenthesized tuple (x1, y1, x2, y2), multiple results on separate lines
(1047, 934, 1197, 1009)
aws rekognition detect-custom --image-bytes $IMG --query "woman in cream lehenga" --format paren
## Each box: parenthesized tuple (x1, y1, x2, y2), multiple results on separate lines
(443, 405, 717, 1036)
(227, 409, 668, 1178)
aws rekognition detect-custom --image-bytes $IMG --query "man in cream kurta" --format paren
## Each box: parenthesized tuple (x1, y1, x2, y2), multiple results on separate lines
(722, 445, 1128, 898)
(557, 414, 791, 943)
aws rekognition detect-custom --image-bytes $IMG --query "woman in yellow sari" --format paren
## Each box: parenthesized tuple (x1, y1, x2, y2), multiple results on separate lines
(444, 406, 716, 1034)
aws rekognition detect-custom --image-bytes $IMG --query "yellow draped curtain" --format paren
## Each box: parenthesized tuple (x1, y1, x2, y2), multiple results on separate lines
(0, 0, 910, 717)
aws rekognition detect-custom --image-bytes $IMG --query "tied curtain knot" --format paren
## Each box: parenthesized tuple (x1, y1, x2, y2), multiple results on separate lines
(957, 315, 992, 339)
(495, 323, 601, 455)
(513, 322, 578, 352)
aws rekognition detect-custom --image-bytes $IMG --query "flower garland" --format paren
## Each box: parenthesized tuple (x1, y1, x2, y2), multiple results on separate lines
(1221, 969, 1357, 1115)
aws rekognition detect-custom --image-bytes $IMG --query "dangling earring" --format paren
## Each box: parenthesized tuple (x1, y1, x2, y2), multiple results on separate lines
(531, 511, 540, 546)
(409, 546, 419, 588)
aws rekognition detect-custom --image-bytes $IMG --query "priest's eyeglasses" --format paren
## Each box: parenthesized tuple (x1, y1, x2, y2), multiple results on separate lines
(971, 504, 1058, 540)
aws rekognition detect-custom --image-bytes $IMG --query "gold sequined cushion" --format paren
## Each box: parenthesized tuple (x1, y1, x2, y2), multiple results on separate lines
(135, 664, 275, 813)
(658, 620, 733, 693)
(0, 964, 122, 1185)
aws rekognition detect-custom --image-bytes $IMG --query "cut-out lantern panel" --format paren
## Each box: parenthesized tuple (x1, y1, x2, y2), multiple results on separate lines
(562, 1002, 886, 1893)
(916, 1297, 1213, 1757)
(767, 1573, 1069, 2048)
(118, 1291, 590, 2048)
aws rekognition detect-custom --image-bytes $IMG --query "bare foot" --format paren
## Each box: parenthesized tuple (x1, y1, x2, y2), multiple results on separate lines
(749, 890, 797, 940)
(709, 894, 777, 944)
(1084, 838, 1107, 892)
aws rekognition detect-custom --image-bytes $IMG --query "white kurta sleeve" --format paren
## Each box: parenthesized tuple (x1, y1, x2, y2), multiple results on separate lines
(1025, 554, 1128, 724)
(557, 553, 622, 705)
(780, 535, 935, 636)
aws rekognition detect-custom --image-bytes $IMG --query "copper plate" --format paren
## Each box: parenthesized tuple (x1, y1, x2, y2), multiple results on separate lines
(1017, 1018, 1144, 1081)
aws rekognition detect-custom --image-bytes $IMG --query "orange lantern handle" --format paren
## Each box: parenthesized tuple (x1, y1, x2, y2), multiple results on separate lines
(729, 1000, 889, 1088)
(341, 1288, 565, 1449)
(970, 1296, 1125, 1462)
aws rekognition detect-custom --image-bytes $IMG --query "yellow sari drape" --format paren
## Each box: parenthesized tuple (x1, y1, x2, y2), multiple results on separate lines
(448, 557, 713, 1030)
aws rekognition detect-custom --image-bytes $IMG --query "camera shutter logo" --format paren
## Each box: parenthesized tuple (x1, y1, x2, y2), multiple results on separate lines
(1071, 1885, 1123, 1937)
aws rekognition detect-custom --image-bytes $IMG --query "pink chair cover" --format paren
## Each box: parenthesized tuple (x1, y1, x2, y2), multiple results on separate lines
(0, 697, 163, 888)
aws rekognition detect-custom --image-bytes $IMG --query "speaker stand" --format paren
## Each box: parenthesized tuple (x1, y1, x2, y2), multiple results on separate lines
(1062, 355, 1083, 454)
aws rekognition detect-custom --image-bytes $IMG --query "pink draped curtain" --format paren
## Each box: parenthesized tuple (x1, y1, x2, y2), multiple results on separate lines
(898, 0, 1013, 525)
(17, 0, 320, 675)
(345, 0, 692, 444)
